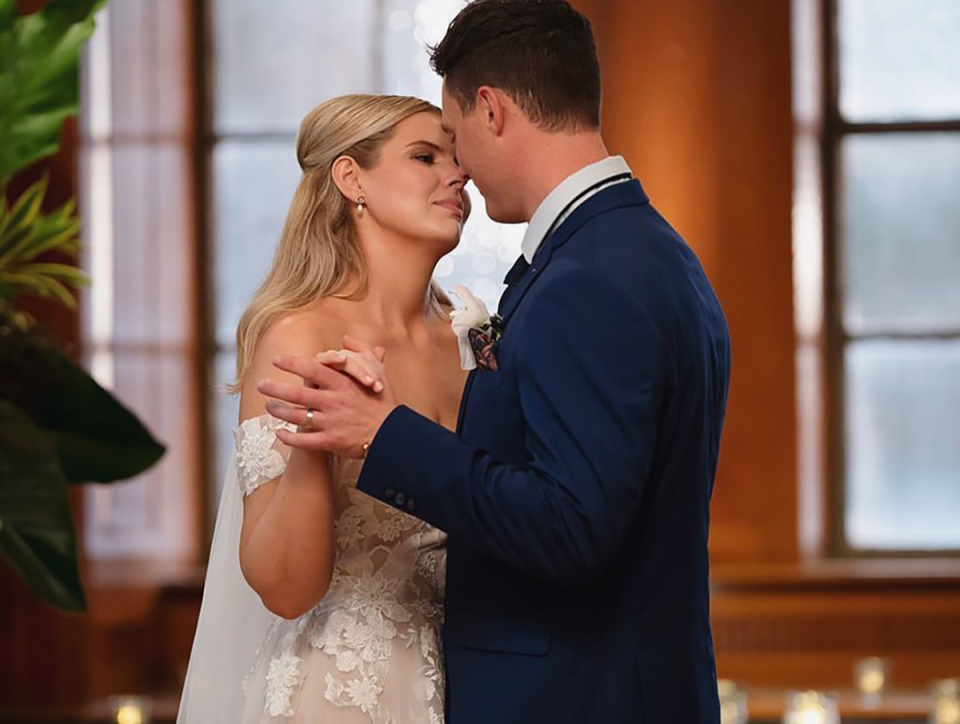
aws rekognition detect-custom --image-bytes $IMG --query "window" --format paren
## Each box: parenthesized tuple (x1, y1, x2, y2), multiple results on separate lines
(79, 0, 200, 561)
(822, 0, 960, 553)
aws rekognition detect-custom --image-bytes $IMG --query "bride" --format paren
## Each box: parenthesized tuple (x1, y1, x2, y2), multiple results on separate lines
(177, 94, 470, 723)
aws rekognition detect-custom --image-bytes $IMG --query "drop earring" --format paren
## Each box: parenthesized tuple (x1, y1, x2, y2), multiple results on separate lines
(356, 195, 366, 217)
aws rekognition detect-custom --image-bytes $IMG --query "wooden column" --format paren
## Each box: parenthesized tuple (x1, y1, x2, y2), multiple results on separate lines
(574, 0, 798, 564)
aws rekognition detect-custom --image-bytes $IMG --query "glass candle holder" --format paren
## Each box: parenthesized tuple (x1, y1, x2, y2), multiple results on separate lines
(931, 679, 960, 724)
(855, 656, 889, 697)
(783, 690, 840, 724)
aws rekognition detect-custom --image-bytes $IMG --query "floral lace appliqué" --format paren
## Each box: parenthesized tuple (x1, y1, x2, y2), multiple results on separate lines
(264, 652, 303, 718)
(240, 432, 446, 723)
(235, 414, 297, 496)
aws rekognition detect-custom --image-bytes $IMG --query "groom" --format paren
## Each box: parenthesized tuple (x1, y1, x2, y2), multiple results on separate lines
(262, 1, 730, 721)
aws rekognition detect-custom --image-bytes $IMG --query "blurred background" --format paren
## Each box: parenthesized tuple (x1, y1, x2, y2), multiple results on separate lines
(1, 0, 959, 722)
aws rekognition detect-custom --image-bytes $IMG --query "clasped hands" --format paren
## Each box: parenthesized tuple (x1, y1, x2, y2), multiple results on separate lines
(258, 335, 394, 459)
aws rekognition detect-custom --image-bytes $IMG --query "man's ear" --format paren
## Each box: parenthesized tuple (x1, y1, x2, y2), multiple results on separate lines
(331, 155, 363, 203)
(476, 86, 507, 137)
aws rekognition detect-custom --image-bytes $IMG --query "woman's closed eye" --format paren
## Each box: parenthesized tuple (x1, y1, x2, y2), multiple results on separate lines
(414, 153, 435, 165)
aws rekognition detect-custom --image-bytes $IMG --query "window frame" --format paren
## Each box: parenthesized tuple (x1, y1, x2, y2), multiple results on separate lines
(822, 0, 960, 557)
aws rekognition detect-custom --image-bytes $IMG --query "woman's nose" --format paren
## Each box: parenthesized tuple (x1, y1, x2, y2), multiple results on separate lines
(446, 164, 468, 189)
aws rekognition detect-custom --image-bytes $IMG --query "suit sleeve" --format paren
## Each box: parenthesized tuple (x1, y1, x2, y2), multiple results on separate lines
(356, 269, 667, 585)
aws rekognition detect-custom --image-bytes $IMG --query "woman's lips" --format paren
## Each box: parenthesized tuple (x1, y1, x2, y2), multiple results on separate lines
(434, 199, 464, 219)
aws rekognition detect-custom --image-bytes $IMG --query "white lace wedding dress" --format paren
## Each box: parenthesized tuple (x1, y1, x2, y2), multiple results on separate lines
(177, 414, 447, 724)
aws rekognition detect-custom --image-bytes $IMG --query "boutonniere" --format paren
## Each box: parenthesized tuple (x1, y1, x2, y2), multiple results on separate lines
(449, 284, 504, 372)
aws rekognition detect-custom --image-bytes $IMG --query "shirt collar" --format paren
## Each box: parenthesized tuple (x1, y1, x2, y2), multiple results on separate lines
(520, 155, 633, 263)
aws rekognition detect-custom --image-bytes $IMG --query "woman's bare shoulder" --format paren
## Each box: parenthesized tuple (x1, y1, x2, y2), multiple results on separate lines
(238, 301, 348, 420)
(259, 300, 347, 355)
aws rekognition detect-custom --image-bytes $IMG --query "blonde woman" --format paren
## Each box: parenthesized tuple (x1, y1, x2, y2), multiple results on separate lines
(177, 94, 469, 724)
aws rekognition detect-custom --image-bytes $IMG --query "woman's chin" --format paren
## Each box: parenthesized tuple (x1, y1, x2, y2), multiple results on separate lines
(428, 221, 465, 249)
(438, 232, 461, 255)
(436, 233, 462, 257)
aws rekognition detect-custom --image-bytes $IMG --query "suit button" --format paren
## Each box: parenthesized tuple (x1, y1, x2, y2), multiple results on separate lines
(394, 492, 406, 506)
(384, 488, 396, 499)
(406, 498, 416, 512)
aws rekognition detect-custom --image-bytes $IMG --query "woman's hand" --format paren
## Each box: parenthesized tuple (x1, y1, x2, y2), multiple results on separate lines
(313, 335, 387, 393)
(259, 334, 399, 459)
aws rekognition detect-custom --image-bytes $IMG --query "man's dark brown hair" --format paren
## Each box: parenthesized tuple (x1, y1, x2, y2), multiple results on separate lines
(429, 0, 601, 132)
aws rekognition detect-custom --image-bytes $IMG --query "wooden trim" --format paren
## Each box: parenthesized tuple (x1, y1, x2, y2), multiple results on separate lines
(840, 119, 960, 133)
(208, 131, 297, 143)
(843, 331, 960, 342)
(822, 0, 847, 558)
(190, 0, 215, 545)
(712, 560, 960, 593)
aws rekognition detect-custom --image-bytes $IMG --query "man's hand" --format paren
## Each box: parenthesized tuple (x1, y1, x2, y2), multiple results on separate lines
(258, 336, 398, 459)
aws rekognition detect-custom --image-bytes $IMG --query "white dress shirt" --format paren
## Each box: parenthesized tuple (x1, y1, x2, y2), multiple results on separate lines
(520, 155, 633, 263)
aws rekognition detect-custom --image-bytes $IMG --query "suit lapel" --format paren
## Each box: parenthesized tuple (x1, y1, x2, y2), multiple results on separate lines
(497, 180, 650, 324)
(460, 180, 649, 438)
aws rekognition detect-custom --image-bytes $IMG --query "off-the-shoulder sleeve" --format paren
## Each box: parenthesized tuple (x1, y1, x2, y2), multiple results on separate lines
(234, 414, 298, 496)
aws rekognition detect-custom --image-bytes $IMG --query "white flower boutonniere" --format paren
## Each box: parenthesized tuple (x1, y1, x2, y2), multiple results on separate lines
(449, 284, 504, 371)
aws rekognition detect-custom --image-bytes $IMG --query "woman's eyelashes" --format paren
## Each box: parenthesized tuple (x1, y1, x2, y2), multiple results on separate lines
(412, 147, 456, 166)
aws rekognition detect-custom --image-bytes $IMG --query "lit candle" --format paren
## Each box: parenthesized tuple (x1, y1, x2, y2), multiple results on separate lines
(783, 691, 839, 724)
(116, 705, 142, 724)
(932, 679, 960, 724)
(855, 657, 889, 696)
(109, 696, 151, 724)
(718, 679, 749, 724)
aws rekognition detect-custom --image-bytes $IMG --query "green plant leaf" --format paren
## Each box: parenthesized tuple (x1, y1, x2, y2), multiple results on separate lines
(35, 273, 76, 307)
(14, 263, 89, 284)
(0, 271, 77, 307)
(0, 220, 36, 261)
(0, 325, 166, 484)
(17, 216, 80, 261)
(0, 1, 107, 182)
(0, 180, 85, 307)
(0, 270, 52, 294)
(0, 399, 85, 612)
(0, 176, 46, 240)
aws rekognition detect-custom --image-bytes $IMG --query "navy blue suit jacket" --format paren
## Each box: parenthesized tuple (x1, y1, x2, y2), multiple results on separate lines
(358, 179, 730, 723)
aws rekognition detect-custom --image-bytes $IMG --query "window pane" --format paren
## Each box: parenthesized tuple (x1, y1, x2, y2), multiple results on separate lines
(845, 340, 960, 551)
(85, 143, 195, 346)
(212, 141, 302, 347)
(211, 0, 377, 135)
(382, 0, 465, 100)
(839, 0, 960, 122)
(84, 350, 200, 560)
(110, 0, 190, 137)
(841, 134, 960, 334)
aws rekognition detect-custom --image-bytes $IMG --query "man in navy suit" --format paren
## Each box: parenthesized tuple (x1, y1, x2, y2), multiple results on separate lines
(263, 1, 730, 721)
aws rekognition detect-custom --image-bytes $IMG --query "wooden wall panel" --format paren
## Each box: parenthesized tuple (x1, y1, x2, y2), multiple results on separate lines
(580, 0, 798, 563)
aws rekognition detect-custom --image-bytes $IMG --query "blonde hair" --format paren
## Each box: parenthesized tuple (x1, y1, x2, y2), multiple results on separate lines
(228, 94, 450, 394)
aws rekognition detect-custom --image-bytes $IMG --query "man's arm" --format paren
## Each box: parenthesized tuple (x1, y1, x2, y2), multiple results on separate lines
(358, 269, 667, 585)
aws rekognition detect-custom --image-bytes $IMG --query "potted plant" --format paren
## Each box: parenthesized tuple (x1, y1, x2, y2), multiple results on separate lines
(0, 0, 165, 612)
